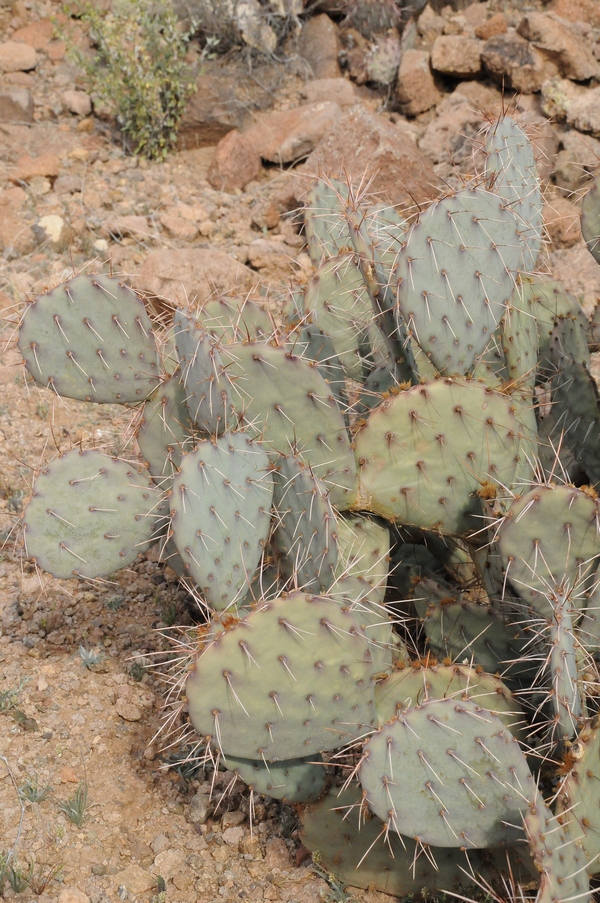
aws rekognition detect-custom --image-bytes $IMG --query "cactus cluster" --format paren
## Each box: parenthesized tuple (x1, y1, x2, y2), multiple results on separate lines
(15, 116, 600, 901)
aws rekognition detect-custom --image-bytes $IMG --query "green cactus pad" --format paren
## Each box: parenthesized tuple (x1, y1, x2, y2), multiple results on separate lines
(353, 378, 522, 534)
(334, 513, 390, 607)
(174, 310, 237, 434)
(18, 274, 160, 403)
(484, 116, 543, 273)
(555, 718, 600, 876)
(501, 292, 539, 392)
(295, 325, 348, 415)
(299, 787, 533, 898)
(549, 361, 600, 486)
(497, 484, 600, 618)
(304, 179, 353, 266)
(24, 449, 159, 579)
(271, 453, 338, 594)
(359, 697, 535, 848)
(228, 342, 358, 510)
(185, 591, 377, 759)
(374, 663, 528, 743)
(581, 174, 600, 266)
(524, 787, 591, 903)
(303, 253, 374, 383)
(169, 432, 273, 610)
(394, 187, 523, 376)
(136, 372, 196, 489)
(199, 296, 272, 344)
(548, 602, 582, 741)
(224, 753, 325, 803)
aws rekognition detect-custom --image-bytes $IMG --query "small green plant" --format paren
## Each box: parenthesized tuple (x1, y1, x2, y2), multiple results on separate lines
(19, 774, 52, 804)
(160, 597, 178, 626)
(35, 402, 49, 420)
(65, 0, 195, 160)
(58, 782, 89, 827)
(130, 660, 145, 682)
(0, 679, 27, 714)
(106, 594, 124, 611)
(78, 646, 103, 669)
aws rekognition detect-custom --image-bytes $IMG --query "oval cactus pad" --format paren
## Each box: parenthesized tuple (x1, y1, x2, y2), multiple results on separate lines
(185, 591, 377, 759)
(18, 274, 160, 403)
(359, 696, 534, 848)
(169, 432, 273, 610)
(24, 449, 159, 578)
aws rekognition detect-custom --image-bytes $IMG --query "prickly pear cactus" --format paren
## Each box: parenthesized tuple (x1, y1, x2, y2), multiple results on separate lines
(14, 113, 600, 903)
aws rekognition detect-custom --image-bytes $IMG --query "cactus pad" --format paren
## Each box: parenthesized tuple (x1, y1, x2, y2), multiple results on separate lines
(225, 753, 325, 802)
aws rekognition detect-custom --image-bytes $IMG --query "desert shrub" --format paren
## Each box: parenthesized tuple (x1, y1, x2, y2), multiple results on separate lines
(67, 0, 195, 160)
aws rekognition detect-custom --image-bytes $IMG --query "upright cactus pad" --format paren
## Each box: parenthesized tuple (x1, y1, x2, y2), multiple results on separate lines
(581, 174, 600, 265)
(24, 449, 159, 579)
(136, 372, 196, 488)
(169, 432, 273, 610)
(18, 274, 160, 403)
(394, 187, 524, 375)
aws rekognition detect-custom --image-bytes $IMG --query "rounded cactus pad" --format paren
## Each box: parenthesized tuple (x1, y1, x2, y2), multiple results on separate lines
(136, 371, 196, 489)
(169, 432, 273, 610)
(359, 697, 535, 848)
(555, 719, 600, 876)
(304, 178, 353, 266)
(24, 449, 159, 579)
(228, 342, 358, 510)
(497, 484, 600, 618)
(185, 591, 378, 760)
(484, 116, 543, 273)
(394, 187, 524, 376)
(224, 753, 325, 803)
(353, 378, 522, 534)
(18, 274, 160, 403)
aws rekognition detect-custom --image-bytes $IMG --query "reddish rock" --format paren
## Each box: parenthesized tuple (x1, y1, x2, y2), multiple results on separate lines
(419, 95, 485, 166)
(554, 130, 600, 193)
(11, 19, 54, 50)
(303, 106, 441, 211)
(397, 49, 442, 116)
(134, 249, 256, 310)
(300, 77, 377, 110)
(517, 12, 600, 82)
(62, 89, 92, 116)
(10, 152, 60, 182)
(207, 129, 261, 192)
(0, 188, 34, 255)
(549, 0, 600, 27)
(481, 33, 558, 94)
(474, 14, 508, 40)
(101, 215, 149, 239)
(430, 35, 483, 78)
(177, 71, 252, 150)
(244, 102, 342, 164)
(298, 13, 342, 79)
(417, 5, 445, 44)
(566, 87, 600, 138)
(0, 87, 33, 122)
(0, 41, 37, 72)
(159, 212, 198, 242)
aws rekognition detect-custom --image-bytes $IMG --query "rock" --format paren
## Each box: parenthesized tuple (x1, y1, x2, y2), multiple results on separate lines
(159, 212, 198, 241)
(222, 826, 244, 848)
(244, 102, 342, 164)
(113, 865, 155, 895)
(304, 105, 440, 210)
(300, 77, 375, 109)
(188, 789, 212, 825)
(481, 32, 558, 94)
(33, 214, 72, 251)
(554, 130, 600, 193)
(430, 35, 483, 77)
(247, 237, 298, 276)
(544, 194, 582, 248)
(298, 13, 341, 79)
(417, 5, 445, 44)
(0, 41, 37, 72)
(549, 0, 600, 27)
(62, 89, 92, 116)
(549, 246, 600, 317)
(57, 889, 90, 903)
(339, 27, 371, 84)
(151, 834, 169, 854)
(53, 174, 83, 194)
(222, 810, 246, 828)
(11, 19, 54, 50)
(178, 71, 252, 149)
(10, 152, 60, 182)
(115, 699, 142, 721)
(396, 49, 442, 115)
(154, 849, 186, 881)
(101, 215, 149, 239)
(134, 248, 255, 309)
(540, 76, 586, 122)
(566, 87, 600, 138)
(0, 87, 32, 121)
(474, 13, 508, 40)
(418, 95, 484, 166)
(236, 0, 277, 52)
(517, 12, 600, 82)
(264, 837, 292, 869)
(207, 129, 261, 192)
